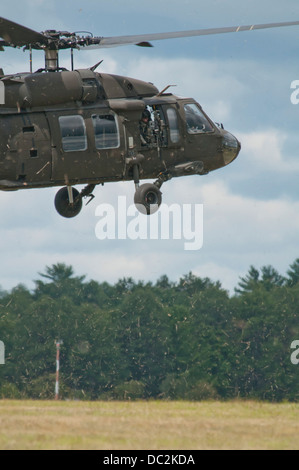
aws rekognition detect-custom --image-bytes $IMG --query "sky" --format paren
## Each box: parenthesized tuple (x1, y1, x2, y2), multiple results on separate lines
(0, 0, 299, 294)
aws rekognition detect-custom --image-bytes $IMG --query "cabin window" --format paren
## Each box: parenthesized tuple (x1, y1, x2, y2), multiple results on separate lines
(59, 115, 87, 152)
(184, 103, 214, 134)
(166, 108, 180, 143)
(92, 114, 120, 149)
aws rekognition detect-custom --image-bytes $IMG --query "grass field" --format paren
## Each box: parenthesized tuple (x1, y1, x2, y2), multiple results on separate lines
(0, 400, 298, 450)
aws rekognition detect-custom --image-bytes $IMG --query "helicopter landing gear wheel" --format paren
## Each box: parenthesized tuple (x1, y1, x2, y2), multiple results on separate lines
(134, 183, 162, 215)
(54, 186, 83, 218)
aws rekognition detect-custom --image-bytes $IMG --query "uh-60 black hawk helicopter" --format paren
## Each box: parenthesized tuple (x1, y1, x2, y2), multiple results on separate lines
(0, 17, 298, 217)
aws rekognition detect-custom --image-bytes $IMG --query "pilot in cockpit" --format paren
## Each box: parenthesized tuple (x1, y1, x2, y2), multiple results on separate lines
(139, 108, 152, 145)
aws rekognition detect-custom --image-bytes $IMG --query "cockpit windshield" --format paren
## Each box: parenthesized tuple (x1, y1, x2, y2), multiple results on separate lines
(184, 103, 214, 134)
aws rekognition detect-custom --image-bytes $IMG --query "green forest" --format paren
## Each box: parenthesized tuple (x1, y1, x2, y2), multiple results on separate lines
(0, 260, 299, 401)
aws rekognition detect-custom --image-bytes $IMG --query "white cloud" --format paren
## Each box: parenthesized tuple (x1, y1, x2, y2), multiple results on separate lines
(200, 180, 299, 243)
(1, 176, 297, 294)
(192, 262, 239, 293)
(237, 129, 299, 173)
(125, 57, 247, 121)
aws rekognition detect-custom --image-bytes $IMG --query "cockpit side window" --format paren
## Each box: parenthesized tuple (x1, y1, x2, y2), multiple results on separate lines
(184, 103, 214, 134)
(166, 107, 180, 144)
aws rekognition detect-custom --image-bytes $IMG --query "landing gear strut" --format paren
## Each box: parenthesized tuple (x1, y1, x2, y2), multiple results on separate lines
(133, 162, 167, 215)
(54, 184, 95, 218)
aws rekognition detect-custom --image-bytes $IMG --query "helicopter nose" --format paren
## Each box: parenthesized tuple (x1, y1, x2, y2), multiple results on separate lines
(222, 131, 241, 165)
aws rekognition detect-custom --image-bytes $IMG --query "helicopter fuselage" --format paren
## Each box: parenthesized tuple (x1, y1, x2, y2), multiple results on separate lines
(0, 68, 240, 216)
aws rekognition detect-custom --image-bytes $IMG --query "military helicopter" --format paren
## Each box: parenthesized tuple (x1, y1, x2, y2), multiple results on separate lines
(0, 17, 298, 217)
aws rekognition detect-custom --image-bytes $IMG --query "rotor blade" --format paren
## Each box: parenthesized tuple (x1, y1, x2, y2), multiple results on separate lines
(80, 20, 299, 50)
(0, 17, 47, 46)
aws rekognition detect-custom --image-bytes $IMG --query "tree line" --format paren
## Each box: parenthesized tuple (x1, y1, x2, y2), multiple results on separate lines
(0, 260, 299, 401)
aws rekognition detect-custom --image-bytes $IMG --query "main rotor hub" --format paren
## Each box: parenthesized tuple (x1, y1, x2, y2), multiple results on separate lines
(34, 30, 97, 71)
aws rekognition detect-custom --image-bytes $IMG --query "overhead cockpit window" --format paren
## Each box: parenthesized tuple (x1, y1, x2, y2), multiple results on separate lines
(59, 115, 87, 152)
(92, 114, 120, 149)
(184, 103, 214, 134)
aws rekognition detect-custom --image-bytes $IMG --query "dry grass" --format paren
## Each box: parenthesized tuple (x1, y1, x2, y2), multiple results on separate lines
(0, 400, 298, 450)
